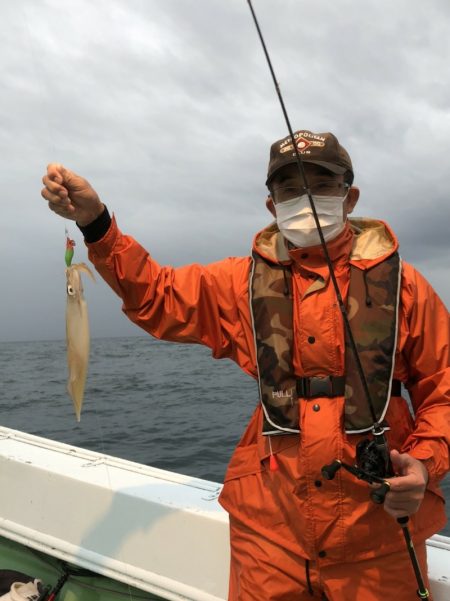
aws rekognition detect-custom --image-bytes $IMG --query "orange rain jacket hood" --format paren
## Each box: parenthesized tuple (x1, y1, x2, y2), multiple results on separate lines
(86, 214, 450, 566)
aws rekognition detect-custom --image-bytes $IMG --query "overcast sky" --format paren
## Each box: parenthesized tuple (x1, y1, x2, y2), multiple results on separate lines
(1, 0, 449, 343)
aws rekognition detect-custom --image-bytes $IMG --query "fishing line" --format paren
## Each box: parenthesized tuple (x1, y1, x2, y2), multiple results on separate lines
(245, 1, 429, 598)
(21, 6, 75, 265)
(246, 0, 379, 429)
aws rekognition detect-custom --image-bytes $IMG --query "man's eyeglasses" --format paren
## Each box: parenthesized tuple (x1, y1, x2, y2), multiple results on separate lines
(271, 181, 350, 204)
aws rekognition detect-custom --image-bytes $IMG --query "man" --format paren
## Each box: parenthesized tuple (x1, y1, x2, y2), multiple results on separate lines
(41, 130, 449, 600)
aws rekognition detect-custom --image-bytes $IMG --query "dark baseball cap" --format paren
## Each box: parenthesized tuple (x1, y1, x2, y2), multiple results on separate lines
(266, 130, 353, 186)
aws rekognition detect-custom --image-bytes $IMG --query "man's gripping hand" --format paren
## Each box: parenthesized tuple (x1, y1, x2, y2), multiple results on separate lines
(383, 449, 429, 519)
(41, 163, 104, 227)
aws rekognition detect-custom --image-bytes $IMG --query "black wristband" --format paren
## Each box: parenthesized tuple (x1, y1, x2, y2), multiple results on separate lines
(77, 206, 111, 243)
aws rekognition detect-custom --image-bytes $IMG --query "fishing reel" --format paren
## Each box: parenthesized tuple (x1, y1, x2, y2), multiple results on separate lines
(322, 437, 392, 504)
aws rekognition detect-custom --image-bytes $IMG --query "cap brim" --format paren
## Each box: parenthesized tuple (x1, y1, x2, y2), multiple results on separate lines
(266, 157, 348, 186)
(303, 159, 347, 175)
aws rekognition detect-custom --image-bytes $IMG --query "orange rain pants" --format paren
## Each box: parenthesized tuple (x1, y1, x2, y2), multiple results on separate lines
(228, 516, 430, 600)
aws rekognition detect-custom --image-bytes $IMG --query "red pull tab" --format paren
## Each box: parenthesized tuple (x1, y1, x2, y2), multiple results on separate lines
(269, 454, 279, 471)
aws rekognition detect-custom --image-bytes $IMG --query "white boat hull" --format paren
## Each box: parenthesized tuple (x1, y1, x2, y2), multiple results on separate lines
(0, 427, 448, 600)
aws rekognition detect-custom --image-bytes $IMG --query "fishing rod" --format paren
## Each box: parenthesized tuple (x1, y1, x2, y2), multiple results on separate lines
(246, 1, 429, 598)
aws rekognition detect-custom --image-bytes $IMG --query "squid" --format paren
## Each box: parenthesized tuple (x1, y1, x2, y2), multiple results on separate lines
(66, 263, 95, 421)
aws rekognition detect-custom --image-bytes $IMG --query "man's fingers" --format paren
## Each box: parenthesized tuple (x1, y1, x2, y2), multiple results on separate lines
(385, 476, 417, 492)
(57, 165, 87, 192)
(41, 187, 69, 205)
(364, 452, 427, 520)
(48, 200, 75, 217)
(385, 507, 409, 519)
(42, 175, 68, 198)
(370, 474, 423, 493)
(46, 163, 82, 192)
(386, 490, 420, 503)
(390, 449, 413, 475)
(385, 499, 417, 511)
(46, 162, 65, 183)
(384, 497, 420, 518)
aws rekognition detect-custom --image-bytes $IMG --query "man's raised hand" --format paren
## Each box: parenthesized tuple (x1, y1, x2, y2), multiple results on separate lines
(41, 163, 104, 227)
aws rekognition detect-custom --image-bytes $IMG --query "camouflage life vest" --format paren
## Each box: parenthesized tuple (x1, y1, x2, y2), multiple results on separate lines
(250, 251, 401, 435)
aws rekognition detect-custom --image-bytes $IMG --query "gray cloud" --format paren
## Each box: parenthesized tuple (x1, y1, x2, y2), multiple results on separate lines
(1, 0, 448, 342)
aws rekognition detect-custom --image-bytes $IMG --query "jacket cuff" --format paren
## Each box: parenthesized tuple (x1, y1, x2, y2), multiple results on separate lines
(405, 440, 448, 484)
(77, 205, 111, 243)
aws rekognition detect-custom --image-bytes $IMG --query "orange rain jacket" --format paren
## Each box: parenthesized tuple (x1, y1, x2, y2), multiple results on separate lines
(87, 214, 450, 565)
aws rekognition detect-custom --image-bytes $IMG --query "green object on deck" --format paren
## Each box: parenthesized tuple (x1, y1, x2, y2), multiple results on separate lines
(0, 535, 164, 600)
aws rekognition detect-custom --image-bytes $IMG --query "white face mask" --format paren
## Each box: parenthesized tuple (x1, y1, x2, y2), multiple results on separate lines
(275, 193, 348, 248)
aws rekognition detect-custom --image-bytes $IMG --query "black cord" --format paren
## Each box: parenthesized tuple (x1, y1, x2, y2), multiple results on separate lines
(26, 546, 160, 600)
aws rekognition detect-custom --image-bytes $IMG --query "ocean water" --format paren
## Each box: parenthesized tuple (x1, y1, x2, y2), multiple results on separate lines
(0, 336, 449, 537)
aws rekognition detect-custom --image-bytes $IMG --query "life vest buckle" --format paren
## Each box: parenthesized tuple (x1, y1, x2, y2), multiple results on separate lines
(297, 375, 346, 399)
